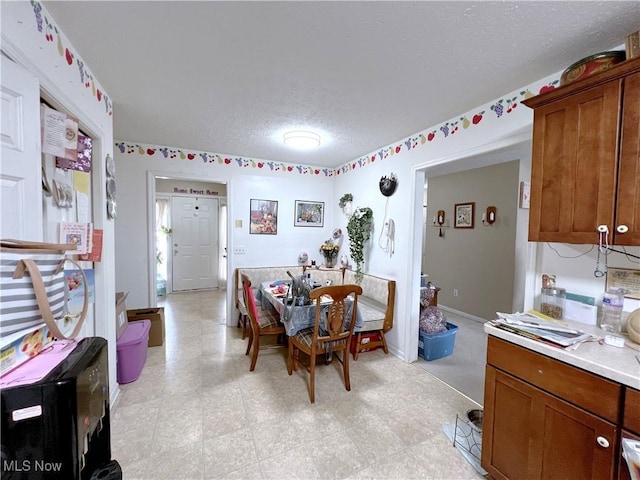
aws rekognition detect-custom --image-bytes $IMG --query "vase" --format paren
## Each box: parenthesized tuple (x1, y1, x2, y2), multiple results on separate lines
(323, 255, 335, 268)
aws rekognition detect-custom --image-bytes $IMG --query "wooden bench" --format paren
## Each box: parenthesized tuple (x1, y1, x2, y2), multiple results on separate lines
(234, 266, 303, 338)
(343, 270, 396, 360)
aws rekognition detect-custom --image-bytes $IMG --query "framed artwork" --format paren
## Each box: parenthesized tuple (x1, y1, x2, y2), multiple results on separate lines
(454, 202, 475, 228)
(294, 200, 324, 227)
(250, 199, 278, 234)
(606, 267, 640, 300)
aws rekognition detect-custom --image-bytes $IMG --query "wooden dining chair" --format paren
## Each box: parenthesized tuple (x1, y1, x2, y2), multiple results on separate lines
(287, 284, 363, 403)
(235, 269, 249, 339)
(241, 273, 285, 371)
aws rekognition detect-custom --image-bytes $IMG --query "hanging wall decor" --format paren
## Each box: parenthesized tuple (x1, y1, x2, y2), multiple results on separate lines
(250, 199, 278, 234)
(454, 202, 475, 228)
(106, 154, 117, 219)
(294, 200, 324, 227)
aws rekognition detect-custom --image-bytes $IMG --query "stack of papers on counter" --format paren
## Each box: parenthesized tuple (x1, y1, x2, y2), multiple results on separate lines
(491, 311, 594, 348)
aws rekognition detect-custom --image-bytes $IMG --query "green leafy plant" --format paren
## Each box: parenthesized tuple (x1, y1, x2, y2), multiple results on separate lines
(338, 193, 353, 209)
(346, 207, 373, 283)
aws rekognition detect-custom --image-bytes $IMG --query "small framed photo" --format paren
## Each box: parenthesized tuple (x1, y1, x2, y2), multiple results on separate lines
(250, 199, 278, 234)
(294, 200, 324, 227)
(454, 202, 475, 228)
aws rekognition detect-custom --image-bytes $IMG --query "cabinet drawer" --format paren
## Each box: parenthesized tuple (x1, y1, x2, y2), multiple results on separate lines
(487, 336, 622, 422)
(624, 388, 640, 435)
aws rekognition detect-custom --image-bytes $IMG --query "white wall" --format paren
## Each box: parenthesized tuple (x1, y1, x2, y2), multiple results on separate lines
(2, 2, 118, 401)
(113, 146, 336, 327)
(115, 68, 601, 364)
(333, 78, 552, 361)
(536, 243, 640, 318)
(107, 35, 638, 365)
(425, 161, 520, 320)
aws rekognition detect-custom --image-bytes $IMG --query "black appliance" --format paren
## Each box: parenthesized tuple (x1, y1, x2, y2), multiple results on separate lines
(1, 337, 120, 479)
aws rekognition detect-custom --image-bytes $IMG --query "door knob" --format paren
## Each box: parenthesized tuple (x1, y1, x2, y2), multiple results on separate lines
(617, 225, 629, 233)
(596, 436, 610, 448)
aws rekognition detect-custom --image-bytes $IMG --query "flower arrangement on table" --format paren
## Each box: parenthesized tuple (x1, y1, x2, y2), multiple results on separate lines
(319, 240, 340, 267)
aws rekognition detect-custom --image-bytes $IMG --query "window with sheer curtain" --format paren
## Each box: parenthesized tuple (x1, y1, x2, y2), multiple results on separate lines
(155, 198, 170, 284)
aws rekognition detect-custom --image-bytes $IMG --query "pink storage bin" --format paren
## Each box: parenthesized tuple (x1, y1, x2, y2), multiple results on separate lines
(116, 319, 150, 384)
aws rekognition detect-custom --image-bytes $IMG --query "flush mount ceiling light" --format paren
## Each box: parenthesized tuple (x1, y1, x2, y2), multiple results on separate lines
(283, 130, 321, 150)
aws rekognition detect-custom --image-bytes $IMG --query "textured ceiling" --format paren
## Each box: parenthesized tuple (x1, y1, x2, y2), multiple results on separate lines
(43, 1, 640, 168)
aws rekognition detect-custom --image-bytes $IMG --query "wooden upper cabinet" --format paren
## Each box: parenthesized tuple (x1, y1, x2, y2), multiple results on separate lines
(524, 57, 640, 245)
(617, 71, 640, 245)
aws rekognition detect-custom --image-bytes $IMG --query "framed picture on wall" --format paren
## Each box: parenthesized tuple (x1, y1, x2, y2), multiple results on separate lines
(294, 200, 324, 227)
(454, 202, 475, 228)
(250, 199, 278, 234)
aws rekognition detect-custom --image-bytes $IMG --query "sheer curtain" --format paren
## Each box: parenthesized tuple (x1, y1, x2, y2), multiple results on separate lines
(155, 198, 170, 285)
(219, 202, 228, 287)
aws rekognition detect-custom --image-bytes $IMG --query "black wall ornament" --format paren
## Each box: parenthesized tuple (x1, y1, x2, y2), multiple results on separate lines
(379, 173, 398, 197)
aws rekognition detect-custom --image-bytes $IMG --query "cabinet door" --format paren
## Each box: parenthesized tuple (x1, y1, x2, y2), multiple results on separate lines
(528, 80, 622, 243)
(615, 71, 640, 245)
(483, 366, 618, 480)
(536, 385, 618, 480)
(482, 365, 537, 480)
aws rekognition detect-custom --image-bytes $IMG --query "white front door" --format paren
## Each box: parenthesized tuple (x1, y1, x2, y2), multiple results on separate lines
(171, 196, 219, 291)
(1, 57, 42, 240)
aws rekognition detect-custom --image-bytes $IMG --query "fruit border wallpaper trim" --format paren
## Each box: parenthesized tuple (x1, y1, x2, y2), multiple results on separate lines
(30, 1, 113, 116)
(335, 80, 559, 176)
(30, 0, 561, 177)
(114, 74, 559, 178)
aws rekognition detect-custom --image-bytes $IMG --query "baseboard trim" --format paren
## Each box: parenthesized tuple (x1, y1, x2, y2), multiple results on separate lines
(438, 305, 488, 324)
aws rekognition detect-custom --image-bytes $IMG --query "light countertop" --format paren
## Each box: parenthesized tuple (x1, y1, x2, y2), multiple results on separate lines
(484, 321, 640, 390)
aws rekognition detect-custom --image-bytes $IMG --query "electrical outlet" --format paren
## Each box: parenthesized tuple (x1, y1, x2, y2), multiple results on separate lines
(233, 246, 246, 255)
(453, 289, 459, 297)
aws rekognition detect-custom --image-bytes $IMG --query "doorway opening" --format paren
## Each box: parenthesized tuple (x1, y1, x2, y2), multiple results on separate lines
(148, 173, 227, 304)
(412, 135, 534, 404)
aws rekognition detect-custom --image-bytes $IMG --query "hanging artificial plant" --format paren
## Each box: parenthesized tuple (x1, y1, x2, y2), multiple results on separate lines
(346, 207, 374, 283)
(338, 193, 353, 209)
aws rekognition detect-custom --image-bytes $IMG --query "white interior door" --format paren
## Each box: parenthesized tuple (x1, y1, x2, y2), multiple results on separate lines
(1, 56, 42, 240)
(171, 196, 219, 291)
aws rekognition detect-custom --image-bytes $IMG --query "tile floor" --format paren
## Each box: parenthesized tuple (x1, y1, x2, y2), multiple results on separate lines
(111, 289, 485, 480)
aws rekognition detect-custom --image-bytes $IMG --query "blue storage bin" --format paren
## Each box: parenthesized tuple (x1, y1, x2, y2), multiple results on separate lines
(418, 322, 458, 361)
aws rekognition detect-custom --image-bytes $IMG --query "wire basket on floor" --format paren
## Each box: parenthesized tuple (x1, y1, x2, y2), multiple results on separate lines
(453, 413, 482, 462)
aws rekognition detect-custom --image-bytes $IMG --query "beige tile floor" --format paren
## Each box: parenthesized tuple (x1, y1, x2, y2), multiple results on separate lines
(111, 290, 485, 480)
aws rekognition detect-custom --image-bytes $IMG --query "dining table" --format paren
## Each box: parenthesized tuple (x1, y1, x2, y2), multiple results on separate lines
(259, 281, 362, 336)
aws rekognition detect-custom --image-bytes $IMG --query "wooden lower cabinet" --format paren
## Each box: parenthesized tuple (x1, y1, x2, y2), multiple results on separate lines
(620, 388, 640, 480)
(482, 366, 618, 479)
